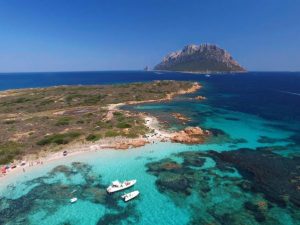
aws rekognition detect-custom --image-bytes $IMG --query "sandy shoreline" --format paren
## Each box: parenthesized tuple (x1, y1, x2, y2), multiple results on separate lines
(0, 82, 201, 182)
(0, 114, 167, 183)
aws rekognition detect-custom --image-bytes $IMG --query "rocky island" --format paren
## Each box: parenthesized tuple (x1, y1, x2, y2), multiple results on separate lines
(154, 44, 246, 73)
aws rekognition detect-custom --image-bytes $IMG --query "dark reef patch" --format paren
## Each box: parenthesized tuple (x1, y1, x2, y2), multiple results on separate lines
(244, 201, 266, 223)
(289, 133, 300, 145)
(210, 148, 300, 207)
(146, 158, 194, 195)
(146, 149, 300, 224)
(96, 204, 139, 225)
(207, 128, 248, 145)
(178, 151, 206, 167)
(156, 172, 192, 195)
(224, 117, 240, 121)
(257, 136, 285, 144)
(255, 145, 287, 152)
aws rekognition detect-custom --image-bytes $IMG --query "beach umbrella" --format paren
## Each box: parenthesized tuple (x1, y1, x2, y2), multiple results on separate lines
(1, 166, 6, 174)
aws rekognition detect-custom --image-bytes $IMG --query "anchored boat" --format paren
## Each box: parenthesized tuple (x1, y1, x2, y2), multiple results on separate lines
(121, 190, 139, 202)
(70, 197, 77, 203)
(106, 180, 136, 193)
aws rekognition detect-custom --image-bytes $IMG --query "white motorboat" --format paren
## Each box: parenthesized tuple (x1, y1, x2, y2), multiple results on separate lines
(70, 197, 77, 203)
(106, 180, 136, 193)
(121, 190, 139, 202)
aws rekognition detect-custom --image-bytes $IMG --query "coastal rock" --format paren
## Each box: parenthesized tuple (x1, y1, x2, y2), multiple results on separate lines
(154, 44, 246, 73)
(170, 126, 210, 144)
(172, 113, 191, 123)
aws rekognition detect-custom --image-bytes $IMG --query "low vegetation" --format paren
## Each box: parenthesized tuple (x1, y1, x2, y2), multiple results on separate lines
(0, 142, 23, 165)
(0, 81, 194, 163)
(85, 134, 101, 142)
(37, 132, 81, 146)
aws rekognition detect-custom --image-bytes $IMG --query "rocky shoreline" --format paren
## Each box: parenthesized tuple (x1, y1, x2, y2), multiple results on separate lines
(170, 127, 210, 144)
(0, 81, 208, 180)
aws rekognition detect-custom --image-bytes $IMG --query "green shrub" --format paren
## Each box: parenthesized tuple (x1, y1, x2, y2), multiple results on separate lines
(116, 122, 132, 128)
(86, 134, 101, 142)
(96, 121, 113, 128)
(105, 130, 119, 137)
(37, 132, 81, 146)
(113, 111, 123, 116)
(0, 142, 22, 164)
(65, 94, 85, 102)
(14, 97, 31, 104)
(3, 120, 16, 124)
(84, 94, 105, 104)
(55, 117, 71, 126)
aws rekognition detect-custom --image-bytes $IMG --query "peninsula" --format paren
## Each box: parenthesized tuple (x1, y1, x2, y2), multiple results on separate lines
(154, 44, 246, 73)
(0, 81, 205, 167)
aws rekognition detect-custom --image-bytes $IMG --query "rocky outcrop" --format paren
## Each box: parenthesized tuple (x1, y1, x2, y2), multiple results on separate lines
(172, 113, 191, 123)
(170, 126, 210, 144)
(154, 44, 246, 73)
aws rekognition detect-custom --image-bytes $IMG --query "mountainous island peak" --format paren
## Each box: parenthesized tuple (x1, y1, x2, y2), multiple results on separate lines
(154, 43, 246, 73)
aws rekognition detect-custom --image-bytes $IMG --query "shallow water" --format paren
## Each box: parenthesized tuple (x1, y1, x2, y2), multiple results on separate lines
(1, 72, 300, 224)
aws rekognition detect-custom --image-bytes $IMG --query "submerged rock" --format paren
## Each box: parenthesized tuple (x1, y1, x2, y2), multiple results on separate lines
(156, 172, 192, 195)
(244, 201, 266, 222)
(172, 113, 191, 123)
(49, 165, 74, 177)
(257, 136, 284, 144)
(146, 158, 195, 195)
(146, 159, 182, 175)
(177, 151, 206, 167)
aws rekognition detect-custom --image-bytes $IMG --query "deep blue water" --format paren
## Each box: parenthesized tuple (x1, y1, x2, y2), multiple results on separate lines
(2, 71, 299, 122)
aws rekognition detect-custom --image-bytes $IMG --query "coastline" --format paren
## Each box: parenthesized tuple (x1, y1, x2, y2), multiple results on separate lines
(0, 82, 201, 182)
(153, 70, 247, 75)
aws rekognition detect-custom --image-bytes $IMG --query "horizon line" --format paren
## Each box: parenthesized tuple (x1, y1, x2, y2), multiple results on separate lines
(0, 70, 300, 74)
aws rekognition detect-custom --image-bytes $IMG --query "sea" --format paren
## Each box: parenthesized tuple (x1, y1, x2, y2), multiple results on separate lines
(0, 71, 300, 225)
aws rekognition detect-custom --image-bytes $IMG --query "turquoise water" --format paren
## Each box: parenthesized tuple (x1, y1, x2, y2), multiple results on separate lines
(1, 73, 300, 224)
(1, 108, 299, 224)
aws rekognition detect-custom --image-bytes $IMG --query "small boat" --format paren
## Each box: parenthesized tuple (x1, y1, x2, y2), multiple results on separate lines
(205, 74, 211, 77)
(70, 197, 77, 203)
(106, 180, 136, 193)
(121, 190, 139, 202)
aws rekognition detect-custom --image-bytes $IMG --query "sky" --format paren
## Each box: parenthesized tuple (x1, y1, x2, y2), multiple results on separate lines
(0, 0, 299, 72)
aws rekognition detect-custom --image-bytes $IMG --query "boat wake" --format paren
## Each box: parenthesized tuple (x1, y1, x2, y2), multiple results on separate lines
(276, 90, 300, 97)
